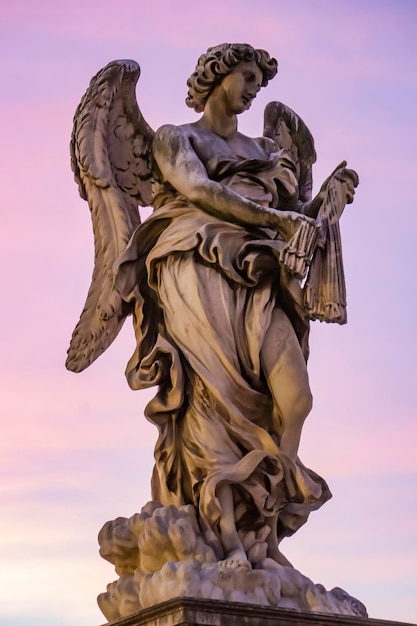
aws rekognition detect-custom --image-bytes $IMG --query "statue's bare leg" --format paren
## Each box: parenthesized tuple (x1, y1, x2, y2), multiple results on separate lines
(260, 307, 312, 462)
(260, 307, 312, 562)
(216, 483, 251, 569)
(265, 514, 293, 566)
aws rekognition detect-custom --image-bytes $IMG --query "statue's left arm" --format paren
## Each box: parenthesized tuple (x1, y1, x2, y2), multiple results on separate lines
(298, 162, 358, 219)
(263, 101, 358, 217)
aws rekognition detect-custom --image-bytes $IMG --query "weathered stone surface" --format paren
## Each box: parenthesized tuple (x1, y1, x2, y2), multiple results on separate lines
(67, 44, 361, 621)
(97, 503, 367, 622)
(100, 598, 416, 626)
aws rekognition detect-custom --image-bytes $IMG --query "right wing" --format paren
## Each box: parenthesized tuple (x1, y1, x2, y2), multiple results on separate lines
(66, 60, 155, 373)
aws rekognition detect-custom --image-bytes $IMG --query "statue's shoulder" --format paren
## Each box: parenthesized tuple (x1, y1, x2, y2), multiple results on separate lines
(254, 134, 277, 154)
(154, 123, 196, 156)
(155, 123, 194, 141)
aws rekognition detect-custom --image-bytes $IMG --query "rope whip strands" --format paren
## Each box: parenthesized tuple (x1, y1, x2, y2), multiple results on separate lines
(280, 171, 350, 324)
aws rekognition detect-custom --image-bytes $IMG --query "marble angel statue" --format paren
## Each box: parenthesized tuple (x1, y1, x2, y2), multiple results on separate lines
(66, 43, 358, 572)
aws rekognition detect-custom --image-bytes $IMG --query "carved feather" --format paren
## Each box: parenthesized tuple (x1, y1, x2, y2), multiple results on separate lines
(263, 101, 316, 202)
(66, 60, 155, 373)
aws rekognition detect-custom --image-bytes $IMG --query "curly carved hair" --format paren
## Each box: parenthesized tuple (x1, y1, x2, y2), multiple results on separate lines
(186, 43, 278, 113)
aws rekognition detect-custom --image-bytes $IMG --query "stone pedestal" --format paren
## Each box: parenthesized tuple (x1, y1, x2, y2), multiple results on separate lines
(102, 598, 416, 626)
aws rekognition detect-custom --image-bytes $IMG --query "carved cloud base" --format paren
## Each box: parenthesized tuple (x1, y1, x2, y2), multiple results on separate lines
(97, 502, 367, 623)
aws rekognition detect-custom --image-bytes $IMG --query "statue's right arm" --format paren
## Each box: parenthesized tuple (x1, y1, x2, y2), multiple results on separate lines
(153, 125, 308, 236)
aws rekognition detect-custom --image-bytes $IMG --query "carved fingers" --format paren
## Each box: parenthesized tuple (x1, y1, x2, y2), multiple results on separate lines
(335, 167, 359, 204)
(320, 162, 359, 205)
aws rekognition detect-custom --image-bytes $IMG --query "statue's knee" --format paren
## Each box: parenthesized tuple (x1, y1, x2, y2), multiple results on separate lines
(305, 389, 313, 415)
(294, 388, 313, 422)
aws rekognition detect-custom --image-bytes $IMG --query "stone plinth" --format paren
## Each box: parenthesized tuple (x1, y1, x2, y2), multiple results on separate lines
(102, 598, 416, 626)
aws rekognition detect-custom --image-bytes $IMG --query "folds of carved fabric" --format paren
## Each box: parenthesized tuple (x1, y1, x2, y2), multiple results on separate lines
(146, 253, 330, 538)
(114, 200, 329, 538)
(304, 177, 348, 324)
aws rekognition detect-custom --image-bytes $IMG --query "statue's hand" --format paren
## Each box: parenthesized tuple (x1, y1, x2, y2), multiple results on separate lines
(335, 167, 359, 204)
(273, 210, 318, 240)
(320, 161, 359, 204)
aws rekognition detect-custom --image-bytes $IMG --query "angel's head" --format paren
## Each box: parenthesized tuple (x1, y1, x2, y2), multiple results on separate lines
(186, 43, 278, 113)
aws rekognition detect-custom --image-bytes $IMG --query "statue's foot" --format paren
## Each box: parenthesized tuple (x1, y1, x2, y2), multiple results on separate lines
(218, 548, 251, 570)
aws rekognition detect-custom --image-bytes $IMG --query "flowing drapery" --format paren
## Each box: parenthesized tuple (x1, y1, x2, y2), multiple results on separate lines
(114, 156, 331, 544)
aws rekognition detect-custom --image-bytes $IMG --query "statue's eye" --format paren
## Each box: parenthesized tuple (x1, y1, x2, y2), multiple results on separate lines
(244, 71, 255, 82)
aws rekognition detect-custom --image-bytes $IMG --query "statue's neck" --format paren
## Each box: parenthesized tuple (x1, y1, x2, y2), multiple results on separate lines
(198, 99, 238, 139)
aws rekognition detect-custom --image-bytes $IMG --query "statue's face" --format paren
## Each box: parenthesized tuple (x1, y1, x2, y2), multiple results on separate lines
(217, 60, 263, 114)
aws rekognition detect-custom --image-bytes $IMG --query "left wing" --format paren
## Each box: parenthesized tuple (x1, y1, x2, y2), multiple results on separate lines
(264, 101, 319, 279)
(263, 102, 359, 323)
(263, 100, 316, 202)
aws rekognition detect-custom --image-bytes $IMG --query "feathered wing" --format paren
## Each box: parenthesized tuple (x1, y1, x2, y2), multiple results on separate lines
(263, 101, 319, 279)
(263, 101, 316, 202)
(263, 101, 357, 324)
(66, 59, 155, 373)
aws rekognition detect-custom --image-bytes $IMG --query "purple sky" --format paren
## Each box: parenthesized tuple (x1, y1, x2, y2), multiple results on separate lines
(1, 1, 416, 624)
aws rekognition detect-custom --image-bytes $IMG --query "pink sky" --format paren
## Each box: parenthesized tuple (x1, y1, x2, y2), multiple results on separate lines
(1, 1, 416, 624)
